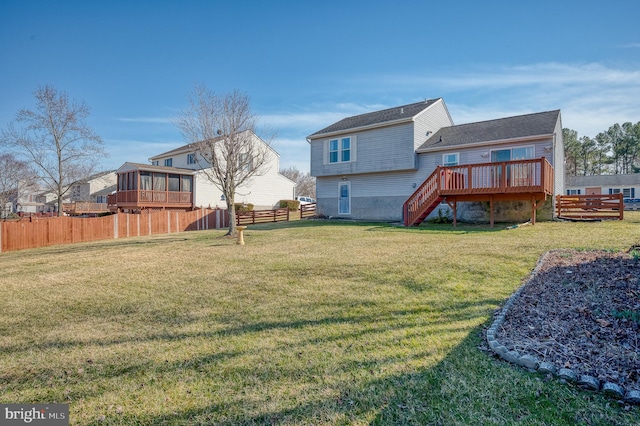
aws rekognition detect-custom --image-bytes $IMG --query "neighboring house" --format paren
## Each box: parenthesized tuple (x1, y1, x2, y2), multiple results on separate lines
(307, 98, 564, 225)
(565, 174, 640, 210)
(67, 170, 117, 204)
(109, 131, 296, 213)
(565, 174, 639, 199)
(9, 171, 117, 215)
(1, 190, 17, 218)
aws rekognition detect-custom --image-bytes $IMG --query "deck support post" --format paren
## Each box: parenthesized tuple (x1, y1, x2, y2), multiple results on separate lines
(489, 195, 495, 228)
(531, 196, 537, 225)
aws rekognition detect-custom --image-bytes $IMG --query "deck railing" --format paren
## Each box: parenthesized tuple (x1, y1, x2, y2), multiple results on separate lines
(404, 157, 554, 226)
(108, 190, 193, 207)
(62, 202, 109, 215)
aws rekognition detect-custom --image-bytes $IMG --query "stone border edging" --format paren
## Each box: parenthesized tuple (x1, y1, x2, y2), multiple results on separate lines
(486, 250, 640, 405)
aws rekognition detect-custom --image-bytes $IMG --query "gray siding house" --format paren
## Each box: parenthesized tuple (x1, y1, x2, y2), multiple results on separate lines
(307, 98, 564, 224)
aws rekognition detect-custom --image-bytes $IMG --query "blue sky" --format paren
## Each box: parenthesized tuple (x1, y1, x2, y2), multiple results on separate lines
(1, 0, 639, 173)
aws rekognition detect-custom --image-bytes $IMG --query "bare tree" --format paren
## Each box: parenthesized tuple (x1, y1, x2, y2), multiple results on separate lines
(280, 166, 316, 198)
(1, 85, 105, 215)
(0, 153, 37, 218)
(174, 86, 272, 235)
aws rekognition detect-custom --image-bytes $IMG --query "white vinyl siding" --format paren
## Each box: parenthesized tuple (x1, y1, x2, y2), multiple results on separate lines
(313, 123, 414, 177)
(413, 99, 454, 149)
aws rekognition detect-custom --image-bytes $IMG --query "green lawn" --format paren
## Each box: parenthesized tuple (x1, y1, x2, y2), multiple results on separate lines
(1, 213, 639, 425)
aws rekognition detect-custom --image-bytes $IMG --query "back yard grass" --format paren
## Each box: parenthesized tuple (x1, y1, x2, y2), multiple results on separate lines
(1, 213, 639, 425)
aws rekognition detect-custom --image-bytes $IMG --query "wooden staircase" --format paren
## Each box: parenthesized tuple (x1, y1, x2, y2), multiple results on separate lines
(403, 167, 463, 226)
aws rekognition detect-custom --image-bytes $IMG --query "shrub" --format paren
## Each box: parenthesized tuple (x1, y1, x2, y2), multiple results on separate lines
(427, 208, 453, 224)
(234, 203, 254, 213)
(279, 200, 300, 211)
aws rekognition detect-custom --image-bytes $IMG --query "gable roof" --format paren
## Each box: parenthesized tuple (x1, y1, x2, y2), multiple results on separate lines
(149, 130, 279, 161)
(417, 110, 561, 152)
(308, 98, 443, 139)
(75, 170, 116, 184)
(566, 174, 640, 187)
(116, 162, 196, 175)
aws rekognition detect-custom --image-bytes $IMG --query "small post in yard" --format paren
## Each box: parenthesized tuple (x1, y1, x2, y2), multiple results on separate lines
(236, 226, 246, 245)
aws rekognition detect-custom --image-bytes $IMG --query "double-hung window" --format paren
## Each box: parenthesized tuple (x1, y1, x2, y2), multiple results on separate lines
(164, 158, 173, 167)
(610, 188, 635, 198)
(187, 153, 197, 165)
(328, 137, 352, 163)
(239, 153, 253, 172)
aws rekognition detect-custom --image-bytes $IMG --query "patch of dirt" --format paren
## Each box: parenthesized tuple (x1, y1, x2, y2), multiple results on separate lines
(496, 249, 640, 391)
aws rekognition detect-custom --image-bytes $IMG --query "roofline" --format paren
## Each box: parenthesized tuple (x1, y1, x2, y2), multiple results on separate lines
(117, 162, 197, 175)
(306, 99, 442, 140)
(416, 133, 556, 153)
(307, 116, 416, 140)
(149, 130, 280, 161)
(149, 146, 192, 161)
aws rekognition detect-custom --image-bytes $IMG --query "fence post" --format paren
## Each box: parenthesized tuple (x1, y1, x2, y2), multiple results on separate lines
(0, 221, 3, 253)
(619, 193, 624, 220)
(114, 214, 118, 239)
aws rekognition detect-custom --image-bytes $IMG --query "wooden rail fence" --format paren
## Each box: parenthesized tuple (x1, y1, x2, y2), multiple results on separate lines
(236, 208, 289, 225)
(0, 208, 229, 253)
(300, 203, 317, 218)
(556, 194, 624, 220)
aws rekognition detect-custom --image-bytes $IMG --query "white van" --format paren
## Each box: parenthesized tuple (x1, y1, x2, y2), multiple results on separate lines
(295, 196, 316, 204)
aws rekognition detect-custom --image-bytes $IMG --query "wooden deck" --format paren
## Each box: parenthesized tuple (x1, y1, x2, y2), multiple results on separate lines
(108, 190, 193, 212)
(63, 202, 110, 215)
(403, 158, 554, 226)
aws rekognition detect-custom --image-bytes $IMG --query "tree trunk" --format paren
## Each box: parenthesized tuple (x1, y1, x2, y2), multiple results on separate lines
(226, 197, 236, 236)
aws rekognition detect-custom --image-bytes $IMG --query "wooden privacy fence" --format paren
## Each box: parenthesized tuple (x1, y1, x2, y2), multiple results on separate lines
(556, 194, 624, 220)
(0, 208, 229, 253)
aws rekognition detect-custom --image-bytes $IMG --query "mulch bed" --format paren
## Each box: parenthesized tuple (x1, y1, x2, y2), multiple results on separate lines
(496, 249, 640, 391)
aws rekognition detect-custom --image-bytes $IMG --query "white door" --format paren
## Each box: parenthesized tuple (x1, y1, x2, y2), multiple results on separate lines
(338, 182, 350, 215)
